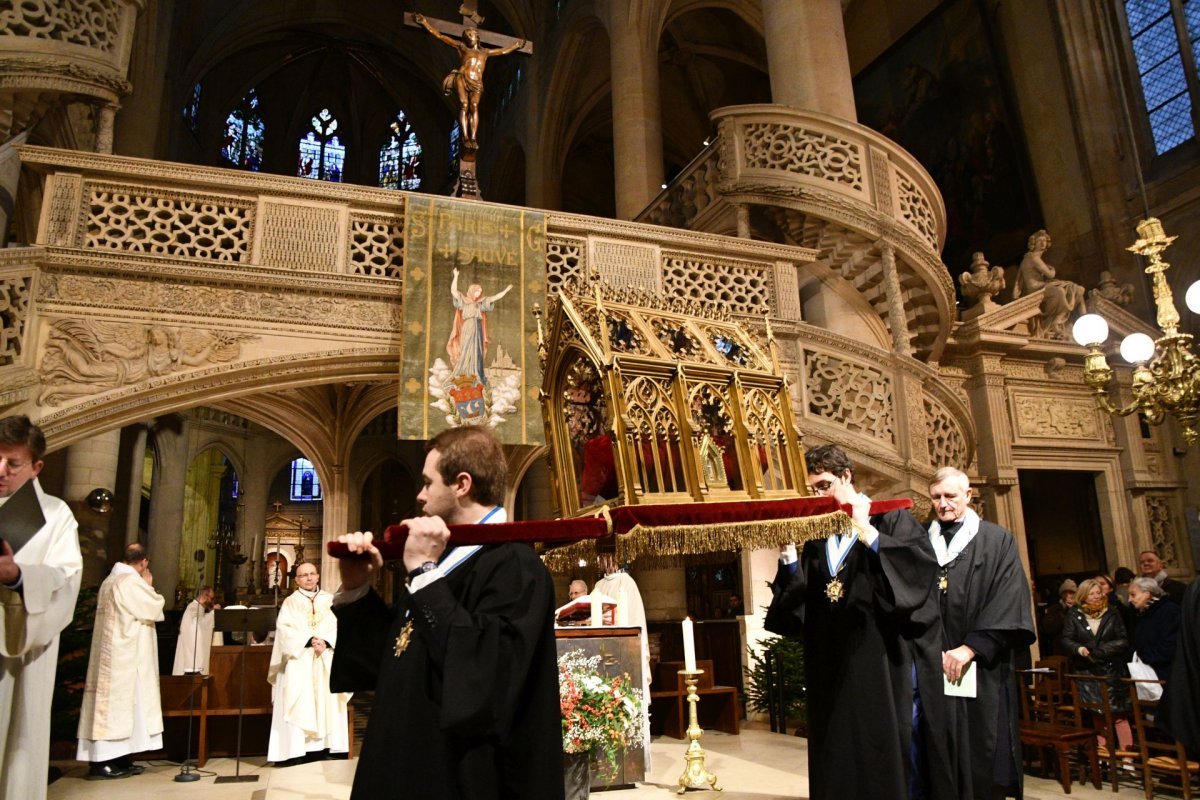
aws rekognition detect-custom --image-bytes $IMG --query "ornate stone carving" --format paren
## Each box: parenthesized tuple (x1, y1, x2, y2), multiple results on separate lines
(0, 0, 121, 52)
(959, 251, 1005, 312)
(804, 351, 895, 443)
(588, 237, 660, 289)
(892, 169, 938, 249)
(257, 199, 344, 272)
(925, 395, 969, 469)
(662, 255, 771, 317)
(38, 318, 257, 405)
(85, 183, 254, 261)
(545, 235, 585, 293)
(1145, 494, 1178, 565)
(348, 213, 404, 279)
(1, 275, 32, 366)
(1011, 230, 1086, 340)
(1088, 270, 1134, 307)
(741, 122, 864, 192)
(1012, 394, 1100, 439)
(45, 173, 83, 247)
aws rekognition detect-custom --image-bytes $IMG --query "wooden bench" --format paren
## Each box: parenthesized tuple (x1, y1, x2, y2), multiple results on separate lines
(649, 659, 740, 739)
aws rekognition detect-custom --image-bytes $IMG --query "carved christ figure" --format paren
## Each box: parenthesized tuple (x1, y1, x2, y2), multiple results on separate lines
(446, 267, 513, 386)
(413, 13, 526, 148)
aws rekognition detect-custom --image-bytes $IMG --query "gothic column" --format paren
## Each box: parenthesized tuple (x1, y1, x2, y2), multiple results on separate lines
(64, 428, 122, 585)
(124, 423, 149, 546)
(761, 0, 856, 120)
(94, 103, 119, 155)
(320, 463, 350, 590)
(607, 7, 665, 219)
(147, 418, 189, 605)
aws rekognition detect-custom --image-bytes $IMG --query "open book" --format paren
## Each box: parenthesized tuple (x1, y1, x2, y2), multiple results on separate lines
(554, 593, 616, 626)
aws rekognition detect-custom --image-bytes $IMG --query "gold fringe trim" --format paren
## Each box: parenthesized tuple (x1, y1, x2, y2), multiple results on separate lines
(543, 510, 853, 572)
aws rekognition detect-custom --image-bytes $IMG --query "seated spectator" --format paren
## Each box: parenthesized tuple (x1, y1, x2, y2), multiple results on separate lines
(1128, 577, 1181, 678)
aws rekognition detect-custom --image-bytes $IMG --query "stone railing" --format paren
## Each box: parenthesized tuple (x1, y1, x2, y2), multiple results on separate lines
(8, 146, 974, 468)
(0, 0, 143, 106)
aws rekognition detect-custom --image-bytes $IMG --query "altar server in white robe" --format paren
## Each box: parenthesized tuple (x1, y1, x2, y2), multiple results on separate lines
(0, 415, 82, 800)
(172, 586, 220, 675)
(77, 543, 166, 779)
(593, 553, 652, 770)
(268, 561, 351, 763)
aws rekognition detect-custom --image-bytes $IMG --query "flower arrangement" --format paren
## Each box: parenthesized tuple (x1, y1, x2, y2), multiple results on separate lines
(558, 648, 645, 771)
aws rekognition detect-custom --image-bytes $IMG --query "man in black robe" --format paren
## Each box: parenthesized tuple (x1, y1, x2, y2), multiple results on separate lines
(928, 467, 1035, 800)
(1159, 578, 1199, 757)
(765, 444, 961, 800)
(331, 426, 564, 800)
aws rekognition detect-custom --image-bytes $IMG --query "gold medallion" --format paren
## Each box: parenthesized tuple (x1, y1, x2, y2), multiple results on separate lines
(938, 575, 949, 593)
(394, 620, 414, 657)
(825, 577, 845, 603)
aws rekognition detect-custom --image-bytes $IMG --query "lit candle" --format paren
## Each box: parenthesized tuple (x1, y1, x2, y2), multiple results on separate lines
(682, 617, 697, 672)
(616, 587, 630, 626)
(590, 594, 602, 627)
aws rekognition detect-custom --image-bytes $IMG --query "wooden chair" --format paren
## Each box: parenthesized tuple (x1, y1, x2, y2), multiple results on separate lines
(1126, 679, 1199, 800)
(1017, 669, 1102, 794)
(1068, 672, 1138, 792)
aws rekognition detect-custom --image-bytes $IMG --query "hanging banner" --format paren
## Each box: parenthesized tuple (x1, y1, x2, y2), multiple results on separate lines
(399, 196, 545, 444)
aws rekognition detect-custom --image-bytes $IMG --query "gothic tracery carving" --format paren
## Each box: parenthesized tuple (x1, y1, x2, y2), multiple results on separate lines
(0, 0, 122, 52)
(742, 123, 863, 192)
(1, 275, 32, 366)
(804, 351, 895, 443)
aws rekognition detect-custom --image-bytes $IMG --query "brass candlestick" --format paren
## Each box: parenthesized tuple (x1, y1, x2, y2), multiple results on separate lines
(677, 669, 721, 793)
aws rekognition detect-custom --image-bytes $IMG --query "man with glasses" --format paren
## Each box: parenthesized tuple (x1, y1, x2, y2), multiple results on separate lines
(0, 415, 82, 800)
(766, 444, 961, 800)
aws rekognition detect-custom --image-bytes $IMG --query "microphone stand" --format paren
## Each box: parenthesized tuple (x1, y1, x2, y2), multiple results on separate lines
(174, 597, 203, 782)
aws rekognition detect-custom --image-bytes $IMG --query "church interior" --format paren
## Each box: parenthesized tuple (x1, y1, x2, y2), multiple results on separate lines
(2, 0, 1199, 795)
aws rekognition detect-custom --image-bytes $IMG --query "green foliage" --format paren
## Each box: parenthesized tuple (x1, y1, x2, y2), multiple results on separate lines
(743, 635, 806, 724)
(51, 585, 98, 745)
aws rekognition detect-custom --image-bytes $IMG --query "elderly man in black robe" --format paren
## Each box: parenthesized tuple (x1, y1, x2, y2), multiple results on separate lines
(331, 426, 564, 800)
(766, 444, 961, 800)
(928, 467, 1035, 800)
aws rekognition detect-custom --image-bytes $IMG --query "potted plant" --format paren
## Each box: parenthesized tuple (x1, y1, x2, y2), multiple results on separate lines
(558, 648, 645, 799)
(743, 635, 807, 736)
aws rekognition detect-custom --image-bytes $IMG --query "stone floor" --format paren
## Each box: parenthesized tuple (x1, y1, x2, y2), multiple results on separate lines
(47, 724, 1154, 799)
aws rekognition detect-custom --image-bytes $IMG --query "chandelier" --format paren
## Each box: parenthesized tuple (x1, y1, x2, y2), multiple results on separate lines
(1072, 218, 1200, 444)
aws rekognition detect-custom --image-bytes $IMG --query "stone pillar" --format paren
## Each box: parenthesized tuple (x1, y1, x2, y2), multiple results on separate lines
(237, 436, 270, 597)
(736, 205, 751, 239)
(608, 9, 665, 219)
(0, 131, 29, 245)
(114, 0, 176, 158)
(94, 104, 119, 155)
(879, 242, 913, 355)
(320, 463, 350, 591)
(762, 0, 856, 120)
(147, 419, 190, 606)
(124, 424, 148, 546)
(65, 428, 122, 585)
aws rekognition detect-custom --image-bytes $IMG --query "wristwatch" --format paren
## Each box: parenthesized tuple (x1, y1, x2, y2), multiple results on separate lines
(408, 561, 438, 580)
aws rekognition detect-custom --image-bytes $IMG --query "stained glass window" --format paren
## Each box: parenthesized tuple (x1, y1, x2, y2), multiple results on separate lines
(183, 82, 201, 132)
(298, 108, 346, 182)
(449, 121, 462, 171)
(1124, 0, 1199, 154)
(289, 458, 322, 501)
(378, 111, 422, 190)
(221, 89, 264, 170)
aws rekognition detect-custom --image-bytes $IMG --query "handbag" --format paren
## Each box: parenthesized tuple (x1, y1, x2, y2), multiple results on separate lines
(1127, 653, 1163, 701)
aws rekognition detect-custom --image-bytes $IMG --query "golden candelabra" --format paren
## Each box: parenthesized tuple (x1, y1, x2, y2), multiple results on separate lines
(1073, 217, 1200, 444)
(676, 670, 721, 793)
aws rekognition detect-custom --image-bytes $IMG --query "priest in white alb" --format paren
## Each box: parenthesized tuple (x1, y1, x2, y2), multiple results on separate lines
(593, 553, 652, 769)
(0, 415, 83, 800)
(267, 561, 350, 763)
(172, 585, 220, 675)
(77, 542, 166, 779)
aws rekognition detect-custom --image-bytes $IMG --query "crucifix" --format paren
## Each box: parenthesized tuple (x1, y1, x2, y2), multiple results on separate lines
(405, 2, 533, 199)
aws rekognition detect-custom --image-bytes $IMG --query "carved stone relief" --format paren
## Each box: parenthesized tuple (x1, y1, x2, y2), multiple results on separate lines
(38, 318, 257, 405)
(804, 351, 895, 443)
(545, 235, 585, 294)
(1, 275, 32, 366)
(85, 184, 254, 261)
(1011, 394, 1100, 440)
(0, 0, 122, 52)
(1145, 494, 1178, 566)
(662, 256, 771, 317)
(741, 122, 864, 192)
(925, 395, 969, 469)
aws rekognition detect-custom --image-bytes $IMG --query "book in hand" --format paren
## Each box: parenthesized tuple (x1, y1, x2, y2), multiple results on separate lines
(943, 661, 977, 698)
(555, 593, 616, 626)
(0, 480, 46, 555)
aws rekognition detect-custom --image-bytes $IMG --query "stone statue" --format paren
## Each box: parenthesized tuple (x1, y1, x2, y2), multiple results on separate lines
(1011, 229, 1086, 340)
(959, 251, 1005, 313)
(1088, 270, 1134, 307)
(413, 14, 526, 149)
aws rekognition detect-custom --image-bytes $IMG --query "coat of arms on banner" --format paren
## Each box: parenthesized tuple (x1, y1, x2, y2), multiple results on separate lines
(398, 196, 545, 444)
(427, 268, 523, 427)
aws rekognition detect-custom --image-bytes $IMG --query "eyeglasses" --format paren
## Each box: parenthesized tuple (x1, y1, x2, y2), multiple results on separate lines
(0, 458, 30, 472)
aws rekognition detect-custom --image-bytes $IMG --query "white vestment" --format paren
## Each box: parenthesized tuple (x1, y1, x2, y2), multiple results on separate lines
(76, 562, 166, 761)
(267, 587, 351, 761)
(172, 599, 220, 675)
(0, 480, 82, 800)
(593, 570, 652, 770)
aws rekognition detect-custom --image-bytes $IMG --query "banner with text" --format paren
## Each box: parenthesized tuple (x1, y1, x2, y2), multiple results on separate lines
(399, 196, 545, 444)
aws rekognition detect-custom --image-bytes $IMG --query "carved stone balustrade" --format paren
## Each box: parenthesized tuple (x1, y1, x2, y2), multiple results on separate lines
(0, 0, 143, 139)
(4, 146, 975, 480)
(637, 104, 955, 363)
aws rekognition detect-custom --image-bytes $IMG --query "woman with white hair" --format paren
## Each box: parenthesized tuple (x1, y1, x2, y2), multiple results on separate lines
(1128, 576, 1181, 677)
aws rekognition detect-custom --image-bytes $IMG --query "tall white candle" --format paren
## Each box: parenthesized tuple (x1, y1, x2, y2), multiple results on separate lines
(682, 617, 697, 672)
(616, 587, 630, 626)
(590, 594, 602, 627)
